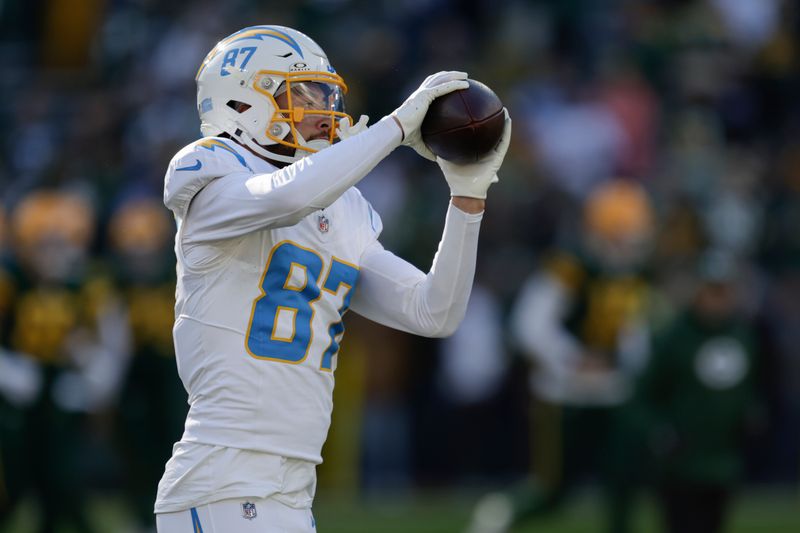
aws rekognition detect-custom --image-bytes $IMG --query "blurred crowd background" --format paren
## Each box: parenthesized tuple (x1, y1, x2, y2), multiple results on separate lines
(1, 0, 799, 532)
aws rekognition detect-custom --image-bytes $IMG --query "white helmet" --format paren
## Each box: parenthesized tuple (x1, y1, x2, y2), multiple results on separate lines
(196, 25, 351, 164)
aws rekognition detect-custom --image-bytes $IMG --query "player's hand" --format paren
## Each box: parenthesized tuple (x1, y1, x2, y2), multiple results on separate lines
(391, 71, 469, 160)
(336, 115, 369, 141)
(438, 108, 511, 199)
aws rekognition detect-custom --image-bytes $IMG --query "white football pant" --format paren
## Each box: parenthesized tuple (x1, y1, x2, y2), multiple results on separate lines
(156, 497, 316, 533)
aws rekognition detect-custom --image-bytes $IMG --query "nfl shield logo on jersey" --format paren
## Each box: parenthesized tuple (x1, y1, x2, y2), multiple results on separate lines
(242, 501, 257, 520)
(318, 214, 330, 233)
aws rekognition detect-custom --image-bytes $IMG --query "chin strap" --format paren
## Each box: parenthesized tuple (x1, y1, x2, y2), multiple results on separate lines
(236, 130, 296, 164)
(235, 128, 331, 166)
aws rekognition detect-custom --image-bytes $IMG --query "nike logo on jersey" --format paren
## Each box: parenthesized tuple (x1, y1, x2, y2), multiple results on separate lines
(176, 159, 203, 171)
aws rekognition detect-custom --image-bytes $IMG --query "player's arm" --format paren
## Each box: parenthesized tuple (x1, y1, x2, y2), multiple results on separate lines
(350, 102, 512, 336)
(183, 117, 401, 242)
(184, 72, 471, 243)
(349, 201, 483, 338)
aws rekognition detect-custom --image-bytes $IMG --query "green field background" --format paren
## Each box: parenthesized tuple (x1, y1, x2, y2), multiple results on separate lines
(3, 489, 798, 532)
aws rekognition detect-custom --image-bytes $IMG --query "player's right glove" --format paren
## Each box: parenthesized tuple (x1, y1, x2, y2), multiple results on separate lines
(336, 115, 370, 141)
(438, 108, 512, 199)
(391, 71, 469, 160)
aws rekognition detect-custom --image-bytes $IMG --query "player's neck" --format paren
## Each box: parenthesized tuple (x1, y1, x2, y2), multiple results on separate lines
(223, 134, 291, 168)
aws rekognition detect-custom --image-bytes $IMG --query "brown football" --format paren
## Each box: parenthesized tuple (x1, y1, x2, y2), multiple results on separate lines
(421, 79, 505, 164)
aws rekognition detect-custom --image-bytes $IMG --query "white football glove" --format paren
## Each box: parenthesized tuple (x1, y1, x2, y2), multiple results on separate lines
(336, 114, 370, 141)
(438, 108, 512, 199)
(391, 71, 469, 160)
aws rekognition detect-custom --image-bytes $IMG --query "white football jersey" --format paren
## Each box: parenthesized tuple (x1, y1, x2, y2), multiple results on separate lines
(156, 118, 484, 512)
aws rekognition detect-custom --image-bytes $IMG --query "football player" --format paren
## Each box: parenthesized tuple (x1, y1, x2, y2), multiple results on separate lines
(468, 179, 655, 533)
(0, 191, 130, 533)
(155, 25, 511, 532)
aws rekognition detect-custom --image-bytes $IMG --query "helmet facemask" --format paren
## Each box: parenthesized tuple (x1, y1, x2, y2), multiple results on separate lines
(261, 71, 348, 146)
(233, 70, 350, 165)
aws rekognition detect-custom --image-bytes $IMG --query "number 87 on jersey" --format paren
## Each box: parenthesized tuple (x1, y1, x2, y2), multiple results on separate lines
(245, 241, 359, 372)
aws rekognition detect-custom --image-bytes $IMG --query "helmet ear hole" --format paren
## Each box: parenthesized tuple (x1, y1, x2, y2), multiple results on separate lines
(226, 100, 252, 113)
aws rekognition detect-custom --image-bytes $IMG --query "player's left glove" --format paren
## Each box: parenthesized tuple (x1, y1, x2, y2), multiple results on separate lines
(391, 71, 469, 161)
(438, 108, 512, 199)
(336, 115, 370, 141)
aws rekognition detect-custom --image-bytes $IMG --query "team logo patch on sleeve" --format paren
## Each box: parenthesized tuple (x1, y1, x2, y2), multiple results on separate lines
(242, 501, 257, 520)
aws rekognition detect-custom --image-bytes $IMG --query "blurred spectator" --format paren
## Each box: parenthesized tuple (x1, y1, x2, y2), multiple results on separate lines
(598, 64, 660, 179)
(108, 196, 186, 533)
(0, 190, 130, 532)
(468, 179, 657, 533)
(435, 282, 512, 483)
(635, 250, 762, 533)
(359, 325, 413, 495)
(754, 143, 800, 483)
(709, 0, 782, 52)
(522, 74, 627, 199)
(438, 283, 507, 407)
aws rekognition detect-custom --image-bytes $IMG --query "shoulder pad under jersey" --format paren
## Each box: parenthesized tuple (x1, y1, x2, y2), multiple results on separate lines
(164, 137, 253, 218)
(351, 187, 383, 240)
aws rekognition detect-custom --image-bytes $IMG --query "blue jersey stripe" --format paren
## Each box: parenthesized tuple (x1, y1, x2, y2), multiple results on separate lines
(190, 507, 204, 533)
